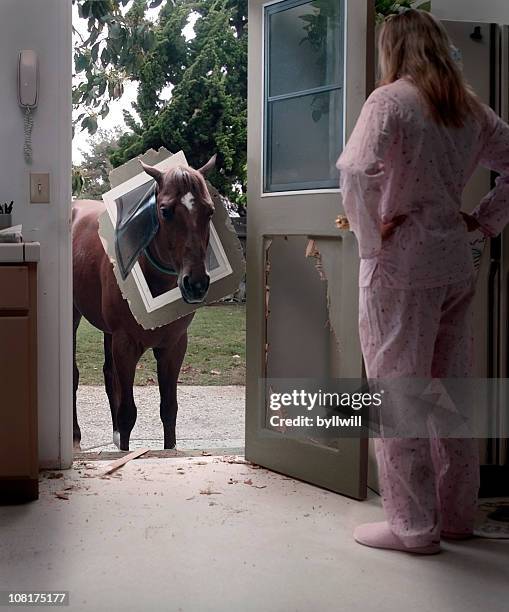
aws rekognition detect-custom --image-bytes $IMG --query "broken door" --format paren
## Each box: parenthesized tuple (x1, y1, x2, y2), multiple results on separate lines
(245, 0, 374, 498)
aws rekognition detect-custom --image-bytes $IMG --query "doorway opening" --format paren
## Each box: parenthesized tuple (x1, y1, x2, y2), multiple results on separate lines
(71, 1, 248, 458)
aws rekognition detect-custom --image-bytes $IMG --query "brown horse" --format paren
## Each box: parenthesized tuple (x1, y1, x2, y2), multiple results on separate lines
(72, 156, 216, 451)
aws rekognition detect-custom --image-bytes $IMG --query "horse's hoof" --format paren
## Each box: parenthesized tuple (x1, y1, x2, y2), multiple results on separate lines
(113, 431, 121, 449)
(164, 436, 176, 450)
(73, 440, 81, 452)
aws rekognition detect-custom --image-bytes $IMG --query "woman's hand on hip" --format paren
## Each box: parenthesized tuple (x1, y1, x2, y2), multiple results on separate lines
(381, 215, 407, 241)
(460, 212, 481, 232)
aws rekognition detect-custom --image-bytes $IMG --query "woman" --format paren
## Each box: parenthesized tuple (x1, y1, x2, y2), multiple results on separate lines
(336, 8, 509, 554)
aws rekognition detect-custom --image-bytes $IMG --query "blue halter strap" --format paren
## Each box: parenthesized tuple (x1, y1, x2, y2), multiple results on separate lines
(142, 245, 179, 276)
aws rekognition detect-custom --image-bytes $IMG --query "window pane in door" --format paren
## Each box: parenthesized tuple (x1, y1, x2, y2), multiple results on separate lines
(267, 89, 342, 191)
(268, 0, 343, 98)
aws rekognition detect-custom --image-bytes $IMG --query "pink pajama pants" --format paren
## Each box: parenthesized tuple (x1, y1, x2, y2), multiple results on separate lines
(359, 275, 480, 547)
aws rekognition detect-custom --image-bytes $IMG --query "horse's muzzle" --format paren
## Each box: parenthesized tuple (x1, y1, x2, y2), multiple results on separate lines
(180, 274, 210, 304)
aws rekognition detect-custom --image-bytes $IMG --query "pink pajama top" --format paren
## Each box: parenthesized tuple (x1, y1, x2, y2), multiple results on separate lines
(336, 77, 509, 288)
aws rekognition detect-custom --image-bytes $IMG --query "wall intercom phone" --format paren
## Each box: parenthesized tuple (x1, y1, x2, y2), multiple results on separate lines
(18, 50, 39, 164)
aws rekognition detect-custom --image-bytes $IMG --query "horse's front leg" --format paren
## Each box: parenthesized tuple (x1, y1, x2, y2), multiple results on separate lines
(111, 332, 143, 451)
(154, 334, 188, 449)
(73, 307, 83, 450)
(103, 333, 120, 448)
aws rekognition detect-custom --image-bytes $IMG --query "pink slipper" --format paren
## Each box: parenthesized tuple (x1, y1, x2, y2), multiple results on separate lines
(354, 522, 441, 555)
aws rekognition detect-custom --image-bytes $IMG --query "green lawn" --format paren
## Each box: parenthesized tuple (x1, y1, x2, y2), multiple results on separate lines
(76, 304, 246, 386)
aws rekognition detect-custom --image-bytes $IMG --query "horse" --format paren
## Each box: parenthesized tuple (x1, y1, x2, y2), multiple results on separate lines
(72, 155, 216, 451)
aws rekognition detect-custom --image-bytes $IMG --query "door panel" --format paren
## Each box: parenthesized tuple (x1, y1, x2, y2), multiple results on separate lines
(246, 0, 372, 498)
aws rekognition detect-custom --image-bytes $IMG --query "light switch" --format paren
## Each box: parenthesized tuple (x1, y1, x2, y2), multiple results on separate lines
(30, 173, 50, 203)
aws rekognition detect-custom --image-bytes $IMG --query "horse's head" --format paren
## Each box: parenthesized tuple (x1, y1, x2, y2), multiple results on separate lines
(140, 155, 217, 304)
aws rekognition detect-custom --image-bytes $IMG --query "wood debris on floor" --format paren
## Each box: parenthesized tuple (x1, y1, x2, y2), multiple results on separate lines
(45, 472, 64, 479)
(41, 454, 273, 507)
(100, 448, 150, 477)
(243, 478, 267, 489)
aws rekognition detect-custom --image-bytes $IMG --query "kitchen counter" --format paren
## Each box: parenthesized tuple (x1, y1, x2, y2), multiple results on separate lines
(0, 242, 40, 263)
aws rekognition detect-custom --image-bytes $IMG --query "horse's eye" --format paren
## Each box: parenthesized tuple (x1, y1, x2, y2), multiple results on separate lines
(161, 206, 174, 221)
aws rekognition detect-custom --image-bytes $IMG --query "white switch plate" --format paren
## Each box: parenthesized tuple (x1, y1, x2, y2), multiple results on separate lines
(30, 173, 50, 203)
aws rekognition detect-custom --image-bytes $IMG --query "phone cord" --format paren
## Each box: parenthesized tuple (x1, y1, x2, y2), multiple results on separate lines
(24, 107, 33, 164)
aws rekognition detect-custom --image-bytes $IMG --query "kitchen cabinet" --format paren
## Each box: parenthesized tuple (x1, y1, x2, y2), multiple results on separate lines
(0, 244, 39, 503)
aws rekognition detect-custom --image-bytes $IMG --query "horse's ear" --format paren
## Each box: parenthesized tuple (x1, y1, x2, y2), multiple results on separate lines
(197, 154, 217, 176)
(140, 161, 164, 186)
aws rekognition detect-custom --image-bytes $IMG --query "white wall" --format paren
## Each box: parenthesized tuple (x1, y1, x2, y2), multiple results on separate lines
(0, 0, 73, 468)
(433, 0, 509, 24)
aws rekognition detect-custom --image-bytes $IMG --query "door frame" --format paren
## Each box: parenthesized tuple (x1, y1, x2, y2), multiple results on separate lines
(58, 0, 74, 470)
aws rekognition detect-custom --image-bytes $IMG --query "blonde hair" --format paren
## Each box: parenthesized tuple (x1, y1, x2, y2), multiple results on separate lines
(378, 9, 484, 128)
